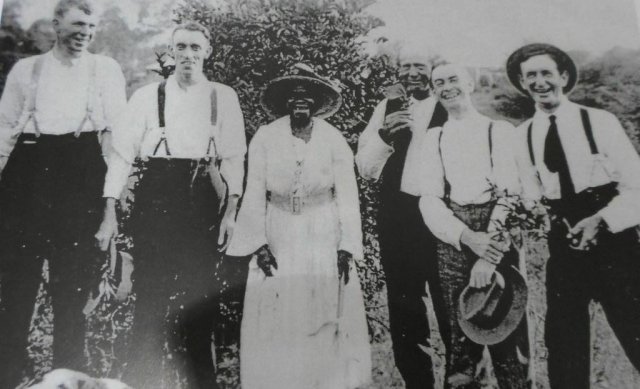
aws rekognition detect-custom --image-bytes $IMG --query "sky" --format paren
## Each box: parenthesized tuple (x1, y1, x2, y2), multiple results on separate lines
(367, 0, 640, 67)
(2, 0, 640, 67)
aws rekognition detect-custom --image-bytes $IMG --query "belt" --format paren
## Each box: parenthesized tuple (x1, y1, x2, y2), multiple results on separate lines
(267, 189, 335, 215)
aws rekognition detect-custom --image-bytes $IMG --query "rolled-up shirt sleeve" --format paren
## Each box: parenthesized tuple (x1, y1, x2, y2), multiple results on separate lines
(218, 87, 247, 196)
(103, 87, 149, 199)
(100, 58, 127, 132)
(355, 100, 394, 180)
(0, 59, 29, 157)
(417, 128, 468, 250)
(596, 113, 640, 232)
(227, 127, 268, 257)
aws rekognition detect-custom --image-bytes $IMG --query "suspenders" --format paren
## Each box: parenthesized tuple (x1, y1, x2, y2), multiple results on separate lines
(438, 121, 494, 200)
(14, 54, 98, 137)
(526, 108, 597, 166)
(153, 80, 219, 161)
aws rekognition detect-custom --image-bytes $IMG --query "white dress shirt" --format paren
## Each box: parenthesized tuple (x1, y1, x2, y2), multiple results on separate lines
(516, 97, 640, 233)
(417, 112, 521, 250)
(355, 96, 437, 195)
(103, 75, 247, 199)
(0, 50, 127, 156)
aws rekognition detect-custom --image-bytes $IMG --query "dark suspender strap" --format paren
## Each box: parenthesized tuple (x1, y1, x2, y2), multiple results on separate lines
(488, 121, 494, 169)
(438, 129, 451, 200)
(153, 80, 171, 156)
(527, 122, 535, 165)
(580, 108, 598, 154)
(158, 80, 166, 128)
(210, 86, 218, 126)
(206, 86, 218, 158)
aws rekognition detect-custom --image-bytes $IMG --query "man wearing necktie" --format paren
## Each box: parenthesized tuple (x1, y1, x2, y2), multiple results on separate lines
(507, 43, 640, 388)
(356, 50, 449, 389)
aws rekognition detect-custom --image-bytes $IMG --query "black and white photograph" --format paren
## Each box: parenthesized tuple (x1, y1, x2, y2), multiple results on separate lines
(1, 0, 640, 388)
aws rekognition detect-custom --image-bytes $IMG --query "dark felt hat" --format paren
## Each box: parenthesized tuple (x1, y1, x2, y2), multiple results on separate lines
(506, 43, 578, 95)
(261, 63, 342, 119)
(458, 264, 528, 345)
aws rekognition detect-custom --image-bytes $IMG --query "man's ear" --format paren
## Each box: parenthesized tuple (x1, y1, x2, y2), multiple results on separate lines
(205, 44, 213, 58)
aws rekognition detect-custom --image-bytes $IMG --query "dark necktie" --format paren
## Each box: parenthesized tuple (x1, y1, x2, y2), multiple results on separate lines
(543, 115, 575, 197)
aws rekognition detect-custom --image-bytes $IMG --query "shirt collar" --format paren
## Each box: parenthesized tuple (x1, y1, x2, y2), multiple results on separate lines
(533, 95, 572, 122)
(48, 47, 89, 67)
(167, 74, 210, 94)
(446, 108, 485, 126)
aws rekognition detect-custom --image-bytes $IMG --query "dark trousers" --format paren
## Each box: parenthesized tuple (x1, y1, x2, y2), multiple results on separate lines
(436, 202, 529, 389)
(0, 133, 106, 388)
(546, 220, 640, 389)
(378, 192, 449, 389)
(122, 158, 221, 389)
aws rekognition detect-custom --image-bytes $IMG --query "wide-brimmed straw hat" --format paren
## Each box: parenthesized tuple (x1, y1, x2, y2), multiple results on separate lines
(261, 63, 342, 119)
(506, 43, 578, 95)
(458, 264, 528, 345)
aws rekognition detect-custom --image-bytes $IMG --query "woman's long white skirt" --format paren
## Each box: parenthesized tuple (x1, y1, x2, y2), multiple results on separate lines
(240, 204, 372, 389)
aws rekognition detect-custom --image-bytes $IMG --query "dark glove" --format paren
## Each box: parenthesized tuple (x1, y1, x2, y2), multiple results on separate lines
(256, 244, 277, 277)
(337, 250, 352, 285)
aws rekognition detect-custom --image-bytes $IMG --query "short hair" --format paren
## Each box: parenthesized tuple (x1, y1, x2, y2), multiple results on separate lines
(54, 0, 95, 19)
(172, 20, 211, 42)
(431, 62, 475, 88)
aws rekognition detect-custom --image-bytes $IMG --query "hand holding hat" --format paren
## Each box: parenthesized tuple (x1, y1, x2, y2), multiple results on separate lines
(458, 265, 528, 345)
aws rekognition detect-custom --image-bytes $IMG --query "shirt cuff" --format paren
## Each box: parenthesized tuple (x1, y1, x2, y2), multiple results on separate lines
(102, 153, 131, 199)
(356, 131, 394, 180)
(598, 202, 639, 233)
(450, 221, 468, 251)
(221, 156, 245, 197)
(0, 138, 16, 157)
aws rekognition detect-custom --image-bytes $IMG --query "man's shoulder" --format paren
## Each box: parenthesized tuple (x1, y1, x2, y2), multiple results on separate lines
(130, 81, 162, 101)
(570, 101, 619, 124)
(91, 53, 123, 71)
(8, 54, 44, 77)
(211, 81, 239, 98)
(514, 117, 534, 133)
(489, 118, 516, 132)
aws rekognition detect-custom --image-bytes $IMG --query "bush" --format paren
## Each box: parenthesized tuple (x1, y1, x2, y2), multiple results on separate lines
(172, 0, 398, 340)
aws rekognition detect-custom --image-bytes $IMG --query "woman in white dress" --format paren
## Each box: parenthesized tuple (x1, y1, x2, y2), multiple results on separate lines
(227, 64, 372, 389)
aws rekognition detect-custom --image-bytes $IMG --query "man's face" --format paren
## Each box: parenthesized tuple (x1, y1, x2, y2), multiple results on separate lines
(53, 7, 98, 56)
(431, 64, 474, 111)
(172, 29, 212, 78)
(287, 85, 315, 127)
(519, 54, 568, 108)
(398, 55, 430, 95)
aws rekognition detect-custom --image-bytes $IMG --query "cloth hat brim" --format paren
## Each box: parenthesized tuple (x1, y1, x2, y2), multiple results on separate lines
(506, 43, 578, 96)
(261, 75, 342, 119)
(458, 264, 528, 346)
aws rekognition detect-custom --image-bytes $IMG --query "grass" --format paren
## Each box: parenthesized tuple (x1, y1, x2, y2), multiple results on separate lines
(17, 235, 640, 388)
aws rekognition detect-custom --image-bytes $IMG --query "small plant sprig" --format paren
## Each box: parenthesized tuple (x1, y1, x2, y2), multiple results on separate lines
(489, 182, 550, 249)
(152, 52, 175, 80)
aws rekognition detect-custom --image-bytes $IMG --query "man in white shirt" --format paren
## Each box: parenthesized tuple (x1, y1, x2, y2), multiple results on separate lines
(355, 51, 448, 389)
(507, 43, 640, 388)
(0, 1, 126, 386)
(94, 21, 246, 389)
(418, 63, 529, 389)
